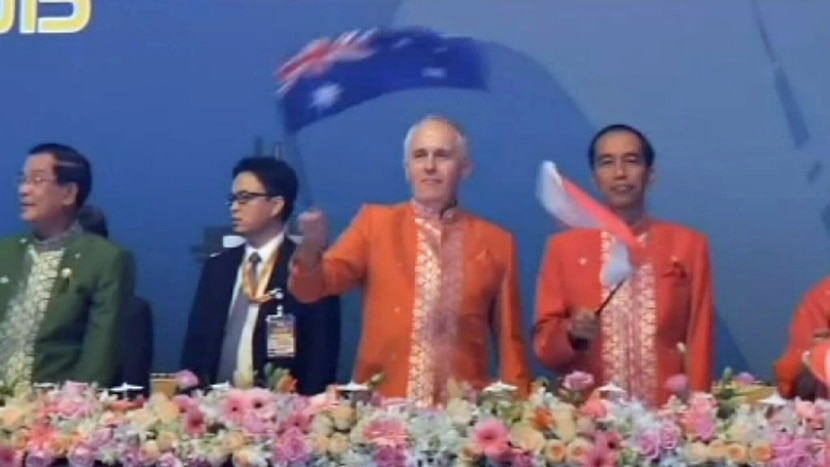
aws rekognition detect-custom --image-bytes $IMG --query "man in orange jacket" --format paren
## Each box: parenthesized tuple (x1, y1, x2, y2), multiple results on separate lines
(532, 124, 715, 406)
(775, 277, 830, 399)
(288, 115, 531, 406)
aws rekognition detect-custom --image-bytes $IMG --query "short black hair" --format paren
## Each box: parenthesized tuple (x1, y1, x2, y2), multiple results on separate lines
(77, 205, 109, 238)
(232, 158, 298, 221)
(587, 124, 655, 169)
(29, 143, 92, 208)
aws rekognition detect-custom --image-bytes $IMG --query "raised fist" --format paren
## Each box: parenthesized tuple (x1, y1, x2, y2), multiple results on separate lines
(297, 208, 328, 254)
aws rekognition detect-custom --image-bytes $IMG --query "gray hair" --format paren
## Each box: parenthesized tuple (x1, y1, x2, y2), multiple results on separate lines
(402, 115, 469, 159)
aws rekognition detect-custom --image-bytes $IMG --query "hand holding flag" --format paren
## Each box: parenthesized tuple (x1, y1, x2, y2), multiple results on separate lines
(536, 161, 643, 287)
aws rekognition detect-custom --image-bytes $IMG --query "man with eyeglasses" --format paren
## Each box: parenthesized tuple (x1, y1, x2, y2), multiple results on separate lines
(181, 157, 340, 394)
(0, 143, 134, 389)
(289, 115, 531, 406)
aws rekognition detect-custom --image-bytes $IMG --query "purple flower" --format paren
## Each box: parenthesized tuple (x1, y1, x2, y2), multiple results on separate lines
(157, 453, 179, 467)
(279, 427, 309, 464)
(562, 371, 595, 392)
(24, 450, 54, 467)
(734, 372, 757, 386)
(67, 445, 96, 467)
(635, 430, 660, 461)
(664, 374, 689, 395)
(659, 422, 682, 451)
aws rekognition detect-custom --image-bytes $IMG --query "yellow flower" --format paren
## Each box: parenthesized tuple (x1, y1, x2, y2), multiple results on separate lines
(684, 441, 709, 465)
(141, 440, 161, 464)
(156, 431, 177, 451)
(510, 423, 545, 454)
(749, 442, 773, 464)
(327, 433, 350, 455)
(551, 406, 578, 442)
(330, 406, 355, 431)
(725, 443, 748, 465)
(223, 432, 247, 452)
(708, 439, 727, 461)
(565, 438, 592, 465)
(543, 439, 567, 464)
(309, 433, 329, 456)
(446, 399, 474, 426)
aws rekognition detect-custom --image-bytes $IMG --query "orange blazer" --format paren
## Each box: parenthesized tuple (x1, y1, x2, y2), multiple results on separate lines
(775, 277, 830, 398)
(533, 221, 714, 405)
(289, 202, 531, 398)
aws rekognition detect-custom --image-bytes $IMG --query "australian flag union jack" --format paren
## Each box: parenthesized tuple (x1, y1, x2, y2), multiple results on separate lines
(275, 27, 489, 132)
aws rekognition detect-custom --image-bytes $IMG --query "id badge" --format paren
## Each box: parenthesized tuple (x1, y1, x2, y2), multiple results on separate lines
(266, 314, 296, 358)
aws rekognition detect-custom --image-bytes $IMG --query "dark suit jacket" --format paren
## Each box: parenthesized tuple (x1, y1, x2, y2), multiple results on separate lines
(115, 296, 153, 393)
(180, 237, 340, 395)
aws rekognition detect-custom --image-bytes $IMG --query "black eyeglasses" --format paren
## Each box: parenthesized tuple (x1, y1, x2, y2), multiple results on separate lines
(227, 192, 276, 206)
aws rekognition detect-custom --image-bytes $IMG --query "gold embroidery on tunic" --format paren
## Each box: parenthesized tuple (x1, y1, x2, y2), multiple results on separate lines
(599, 231, 658, 405)
(407, 202, 463, 407)
(0, 247, 65, 386)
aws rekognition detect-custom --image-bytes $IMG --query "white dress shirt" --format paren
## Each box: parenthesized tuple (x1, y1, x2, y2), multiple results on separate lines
(228, 231, 284, 377)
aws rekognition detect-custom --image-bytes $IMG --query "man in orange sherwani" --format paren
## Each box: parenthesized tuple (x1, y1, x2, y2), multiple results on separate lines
(774, 277, 830, 399)
(533, 124, 714, 406)
(288, 115, 531, 405)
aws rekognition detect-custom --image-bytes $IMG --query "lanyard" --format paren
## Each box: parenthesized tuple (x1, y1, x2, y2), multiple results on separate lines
(241, 250, 279, 304)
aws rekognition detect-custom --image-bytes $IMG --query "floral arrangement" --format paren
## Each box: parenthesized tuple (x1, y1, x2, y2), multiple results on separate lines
(0, 367, 827, 467)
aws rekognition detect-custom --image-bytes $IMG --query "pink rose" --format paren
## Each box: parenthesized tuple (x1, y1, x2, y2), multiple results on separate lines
(175, 370, 199, 390)
(635, 431, 660, 460)
(562, 371, 594, 392)
(659, 422, 681, 451)
(693, 416, 716, 442)
(280, 428, 310, 464)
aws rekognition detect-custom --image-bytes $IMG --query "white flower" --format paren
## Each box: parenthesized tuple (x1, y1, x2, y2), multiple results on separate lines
(0, 276, 8, 284)
(61, 268, 72, 279)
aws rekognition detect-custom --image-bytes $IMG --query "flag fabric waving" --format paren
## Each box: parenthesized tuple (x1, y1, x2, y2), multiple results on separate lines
(275, 27, 488, 132)
(536, 161, 643, 286)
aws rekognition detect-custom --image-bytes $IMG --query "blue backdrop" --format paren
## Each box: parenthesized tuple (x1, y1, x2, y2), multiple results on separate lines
(2, 0, 829, 382)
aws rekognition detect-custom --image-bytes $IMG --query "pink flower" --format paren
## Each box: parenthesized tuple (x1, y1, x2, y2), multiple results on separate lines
(247, 388, 277, 421)
(173, 395, 197, 412)
(583, 445, 617, 467)
(175, 370, 199, 390)
(507, 450, 534, 467)
(665, 374, 689, 396)
(471, 418, 510, 459)
(733, 372, 756, 386)
(279, 428, 310, 464)
(580, 398, 608, 420)
(595, 431, 622, 451)
(363, 418, 408, 448)
(280, 411, 312, 434)
(183, 407, 207, 437)
(562, 371, 594, 392)
(635, 430, 660, 460)
(0, 445, 23, 467)
(222, 389, 249, 425)
(658, 422, 681, 451)
(374, 446, 408, 467)
(692, 416, 716, 442)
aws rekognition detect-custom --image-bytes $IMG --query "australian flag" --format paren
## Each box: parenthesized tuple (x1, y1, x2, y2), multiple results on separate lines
(275, 27, 489, 132)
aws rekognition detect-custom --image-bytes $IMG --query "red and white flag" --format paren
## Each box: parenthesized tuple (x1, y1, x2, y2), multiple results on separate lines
(536, 161, 643, 286)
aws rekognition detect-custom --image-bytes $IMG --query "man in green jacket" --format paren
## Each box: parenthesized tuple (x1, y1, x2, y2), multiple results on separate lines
(0, 143, 134, 389)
